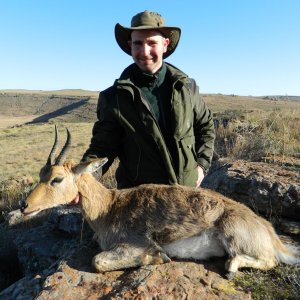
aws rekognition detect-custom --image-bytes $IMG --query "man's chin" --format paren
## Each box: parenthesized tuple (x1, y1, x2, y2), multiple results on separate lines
(137, 64, 159, 74)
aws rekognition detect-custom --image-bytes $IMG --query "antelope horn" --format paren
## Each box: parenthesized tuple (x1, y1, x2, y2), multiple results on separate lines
(46, 125, 59, 166)
(55, 128, 71, 165)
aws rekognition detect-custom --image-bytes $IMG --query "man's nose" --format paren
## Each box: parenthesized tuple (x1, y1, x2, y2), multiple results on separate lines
(141, 43, 151, 56)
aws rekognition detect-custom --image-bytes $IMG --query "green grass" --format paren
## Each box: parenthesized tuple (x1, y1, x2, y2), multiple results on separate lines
(233, 265, 300, 300)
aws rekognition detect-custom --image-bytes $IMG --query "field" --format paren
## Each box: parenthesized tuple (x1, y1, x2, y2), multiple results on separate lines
(0, 122, 93, 182)
(1, 90, 299, 182)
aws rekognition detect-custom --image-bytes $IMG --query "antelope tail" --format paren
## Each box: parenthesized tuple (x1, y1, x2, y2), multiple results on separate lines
(274, 237, 300, 265)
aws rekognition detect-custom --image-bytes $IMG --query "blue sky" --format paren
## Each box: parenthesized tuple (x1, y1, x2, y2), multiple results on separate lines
(1, 0, 299, 96)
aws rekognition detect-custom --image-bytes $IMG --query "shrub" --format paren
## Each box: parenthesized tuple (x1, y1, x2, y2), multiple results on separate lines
(214, 109, 300, 166)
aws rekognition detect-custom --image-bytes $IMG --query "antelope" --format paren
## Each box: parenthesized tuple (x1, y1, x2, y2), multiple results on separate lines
(20, 127, 300, 279)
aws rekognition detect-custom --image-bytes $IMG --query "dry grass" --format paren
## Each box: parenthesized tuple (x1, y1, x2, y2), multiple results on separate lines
(0, 114, 40, 129)
(0, 122, 94, 181)
(214, 109, 300, 168)
(203, 94, 300, 113)
(0, 89, 98, 97)
(0, 181, 33, 214)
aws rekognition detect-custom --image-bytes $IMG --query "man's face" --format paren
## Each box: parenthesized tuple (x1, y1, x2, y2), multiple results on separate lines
(129, 30, 170, 74)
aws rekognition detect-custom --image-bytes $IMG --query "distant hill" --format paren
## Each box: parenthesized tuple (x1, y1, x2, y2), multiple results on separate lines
(0, 89, 99, 96)
(0, 89, 299, 126)
(261, 95, 300, 102)
(0, 90, 99, 124)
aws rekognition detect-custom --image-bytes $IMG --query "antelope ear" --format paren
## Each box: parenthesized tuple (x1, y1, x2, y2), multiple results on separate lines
(74, 158, 108, 175)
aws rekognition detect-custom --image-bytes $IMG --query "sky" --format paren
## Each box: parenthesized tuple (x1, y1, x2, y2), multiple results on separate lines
(1, 0, 299, 96)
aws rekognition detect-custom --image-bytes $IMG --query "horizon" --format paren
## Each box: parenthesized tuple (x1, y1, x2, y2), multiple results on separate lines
(1, 0, 299, 96)
(1, 88, 299, 98)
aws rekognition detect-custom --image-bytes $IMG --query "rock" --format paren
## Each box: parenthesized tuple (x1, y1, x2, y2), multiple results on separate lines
(202, 159, 300, 221)
(279, 219, 300, 235)
(3, 205, 88, 277)
(0, 224, 22, 292)
(48, 205, 84, 236)
(5, 210, 24, 226)
(0, 242, 252, 300)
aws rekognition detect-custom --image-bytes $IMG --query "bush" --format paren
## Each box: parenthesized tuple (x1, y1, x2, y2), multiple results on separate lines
(214, 109, 300, 166)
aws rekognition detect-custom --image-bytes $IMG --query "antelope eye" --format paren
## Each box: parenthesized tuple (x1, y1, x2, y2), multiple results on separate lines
(50, 177, 64, 186)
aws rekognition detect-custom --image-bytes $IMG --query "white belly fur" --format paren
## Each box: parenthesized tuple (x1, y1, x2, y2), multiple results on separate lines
(162, 229, 226, 260)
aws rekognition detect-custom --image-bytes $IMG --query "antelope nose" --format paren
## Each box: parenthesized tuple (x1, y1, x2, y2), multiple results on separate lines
(20, 200, 28, 213)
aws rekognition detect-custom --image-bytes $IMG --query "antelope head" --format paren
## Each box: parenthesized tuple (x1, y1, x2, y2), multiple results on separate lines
(20, 126, 108, 217)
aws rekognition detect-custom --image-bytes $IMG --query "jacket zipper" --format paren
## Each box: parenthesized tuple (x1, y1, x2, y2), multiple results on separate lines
(138, 88, 178, 182)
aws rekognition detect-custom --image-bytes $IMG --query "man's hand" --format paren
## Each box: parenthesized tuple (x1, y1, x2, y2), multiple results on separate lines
(196, 166, 205, 188)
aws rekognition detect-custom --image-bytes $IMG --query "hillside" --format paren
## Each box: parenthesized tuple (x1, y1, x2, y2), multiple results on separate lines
(1, 89, 300, 128)
(0, 90, 98, 127)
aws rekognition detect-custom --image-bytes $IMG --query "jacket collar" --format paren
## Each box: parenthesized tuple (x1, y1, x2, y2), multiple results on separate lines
(132, 62, 167, 88)
(116, 62, 189, 88)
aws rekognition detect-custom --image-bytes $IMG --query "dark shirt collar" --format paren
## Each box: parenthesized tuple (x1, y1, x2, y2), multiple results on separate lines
(132, 62, 167, 88)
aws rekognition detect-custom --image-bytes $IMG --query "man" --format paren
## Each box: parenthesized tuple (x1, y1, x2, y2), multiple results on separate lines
(82, 10, 215, 188)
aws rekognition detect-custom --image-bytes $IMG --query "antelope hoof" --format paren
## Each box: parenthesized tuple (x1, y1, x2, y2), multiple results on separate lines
(159, 252, 171, 263)
(142, 252, 171, 265)
(226, 271, 235, 280)
(92, 255, 110, 273)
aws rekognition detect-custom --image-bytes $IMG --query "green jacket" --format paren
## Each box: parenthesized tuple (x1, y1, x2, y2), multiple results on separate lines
(83, 63, 215, 188)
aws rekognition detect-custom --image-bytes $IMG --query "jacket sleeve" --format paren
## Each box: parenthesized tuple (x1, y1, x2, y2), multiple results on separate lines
(191, 79, 215, 172)
(81, 88, 123, 174)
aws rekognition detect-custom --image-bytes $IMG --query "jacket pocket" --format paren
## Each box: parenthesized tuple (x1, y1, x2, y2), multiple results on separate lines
(179, 135, 198, 171)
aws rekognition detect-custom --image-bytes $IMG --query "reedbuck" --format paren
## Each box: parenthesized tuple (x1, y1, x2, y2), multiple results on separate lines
(21, 127, 299, 279)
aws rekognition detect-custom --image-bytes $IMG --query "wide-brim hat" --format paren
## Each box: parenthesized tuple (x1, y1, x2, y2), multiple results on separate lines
(115, 10, 181, 59)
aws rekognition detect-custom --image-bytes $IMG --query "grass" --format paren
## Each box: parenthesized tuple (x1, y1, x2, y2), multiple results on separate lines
(214, 108, 300, 167)
(233, 265, 300, 300)
(203, 94, 300, 114)
(0, 122, 94, 181)
(0, 180, 34, 216)
(0, 89, 99, 97)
